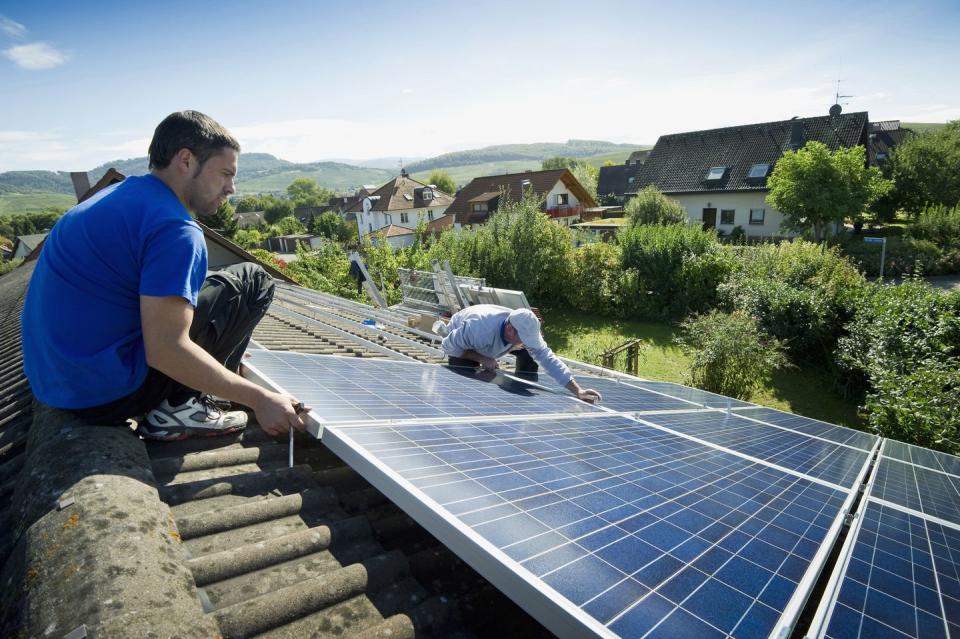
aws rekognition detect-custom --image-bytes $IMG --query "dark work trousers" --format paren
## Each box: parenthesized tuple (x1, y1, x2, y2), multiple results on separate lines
(72, 263, 276, 426)
(447, 349, 539, 374)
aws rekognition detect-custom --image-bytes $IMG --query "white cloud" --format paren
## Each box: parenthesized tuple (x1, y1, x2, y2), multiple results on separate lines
(4, 42, 67, 70)
(401, 88, 414, 94)
(0, 15, 26, 39)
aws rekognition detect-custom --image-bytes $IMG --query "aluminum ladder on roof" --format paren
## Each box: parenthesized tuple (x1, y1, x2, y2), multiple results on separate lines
(431, 259, 468, 312)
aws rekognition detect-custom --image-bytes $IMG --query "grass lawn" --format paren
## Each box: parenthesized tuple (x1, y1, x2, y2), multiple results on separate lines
(0, 192, 76, 215)
(541, 307, 864, 429)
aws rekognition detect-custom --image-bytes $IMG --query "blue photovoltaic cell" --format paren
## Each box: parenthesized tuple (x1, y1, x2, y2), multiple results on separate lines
(872, 457, 960, 526)
(516, 372, 752, 412)
(514, 373, 701, 413)
(628, 380, 755, 409)
(332, 415, 849, 638)
(642, 412, 870, 489)
(823, 501, 956, 639)
(883, 440, 960, 477)
(246, 350, 598, 423)
(733, 407, 877, 452)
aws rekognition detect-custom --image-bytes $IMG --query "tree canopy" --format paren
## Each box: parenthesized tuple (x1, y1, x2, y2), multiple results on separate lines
(263, 198, 295, 224)
(426, 170, 456, 196)
(889, 120, 960, 212)
(286, 178, 334, 208)
(624, 185, 686, 226)
(766, 141, 892, 242)
(196, 201, 237, 234)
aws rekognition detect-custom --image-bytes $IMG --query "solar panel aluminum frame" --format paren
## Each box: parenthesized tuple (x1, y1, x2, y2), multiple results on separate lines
(322, 418, 618, 639)
(243, 359, 329, 438)
(804, 438, 885, 639)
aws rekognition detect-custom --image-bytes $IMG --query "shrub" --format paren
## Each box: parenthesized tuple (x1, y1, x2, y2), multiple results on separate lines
(566, 242, 623, 315)
(618, 223, 734, 319)
(719, 241, 865, 363)
(624, 186, 686, 226)
(432, 191, 573, 305)
(0, 258, 23, 277)
(835, 281, 960, 452)
(840, 235, 944, 277)
(675, 310, 788, 400)
(281, 242, 361, 300)
(907, 203, 960, 249)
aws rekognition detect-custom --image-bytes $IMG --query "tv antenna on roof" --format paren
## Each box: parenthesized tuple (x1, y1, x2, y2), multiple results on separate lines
(834, 79, 853, 106)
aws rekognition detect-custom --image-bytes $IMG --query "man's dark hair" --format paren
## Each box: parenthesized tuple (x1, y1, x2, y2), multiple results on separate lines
(148, 110, 241, 170)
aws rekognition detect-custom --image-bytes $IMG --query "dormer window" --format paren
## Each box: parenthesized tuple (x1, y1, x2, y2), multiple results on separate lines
(422, 187, 434, 201)
(705, 166, 726, 181)
(748, 163, 770, 179)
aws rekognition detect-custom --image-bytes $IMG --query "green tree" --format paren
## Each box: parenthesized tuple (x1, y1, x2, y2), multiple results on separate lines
(263, 198, 295, 224)
(766, 141, 893, 242)
(310, 211, 352, 243)
(232, 228, 262, 250)
(196, 201, 237, 235)
(676, 310, 789, 400)
(287, 178, 333, 208)
(268, 216, 307, 237)
(427, 170, 456, 195)
(571, 162, 599, 202)
(542, 156, 578, 170)
(624, 185, 686, 225)
(889, 121, 960, 212)
(234, 195, 264, 213)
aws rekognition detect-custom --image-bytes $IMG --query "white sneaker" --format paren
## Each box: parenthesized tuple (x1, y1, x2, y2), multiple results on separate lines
(139, 395, 248, 441)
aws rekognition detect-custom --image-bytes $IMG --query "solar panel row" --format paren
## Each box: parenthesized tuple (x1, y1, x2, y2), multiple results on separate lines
(244, 351, 886, 638)
(812, 440, 960, 638)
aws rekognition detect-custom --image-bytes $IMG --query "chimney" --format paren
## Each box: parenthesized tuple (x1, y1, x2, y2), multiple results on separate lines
(786, 122, 805, 151)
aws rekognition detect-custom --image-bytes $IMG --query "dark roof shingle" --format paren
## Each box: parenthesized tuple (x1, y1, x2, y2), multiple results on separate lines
(631, 111, 870, 194)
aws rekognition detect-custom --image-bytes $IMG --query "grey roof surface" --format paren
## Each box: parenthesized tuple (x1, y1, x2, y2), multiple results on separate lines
(630, 111, 870, 194)
(346, 177, 455, 214)
(0, 262, 552, 638)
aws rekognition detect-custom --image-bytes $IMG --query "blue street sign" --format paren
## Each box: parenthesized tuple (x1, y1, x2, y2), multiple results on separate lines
(864, 237, 885, 244)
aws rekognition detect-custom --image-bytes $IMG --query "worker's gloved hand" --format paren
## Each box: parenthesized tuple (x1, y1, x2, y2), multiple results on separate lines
(577, 388, 602, 404)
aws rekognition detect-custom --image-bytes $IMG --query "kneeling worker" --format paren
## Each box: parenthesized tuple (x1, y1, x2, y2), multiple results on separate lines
(440, 304, 602, 403)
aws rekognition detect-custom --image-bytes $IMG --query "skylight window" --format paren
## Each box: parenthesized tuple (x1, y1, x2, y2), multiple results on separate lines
(705, 166, 726, 180)
(748, 163, 770, 179)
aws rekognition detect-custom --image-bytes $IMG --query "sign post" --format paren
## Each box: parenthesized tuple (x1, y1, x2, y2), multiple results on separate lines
(864, 237, 887, 281)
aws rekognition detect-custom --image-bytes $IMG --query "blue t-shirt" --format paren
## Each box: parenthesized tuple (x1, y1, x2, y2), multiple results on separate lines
(22, 174, 207, 408)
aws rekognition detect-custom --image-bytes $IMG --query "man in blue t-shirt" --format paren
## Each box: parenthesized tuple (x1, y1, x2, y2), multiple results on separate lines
(21, 111, 307, 440)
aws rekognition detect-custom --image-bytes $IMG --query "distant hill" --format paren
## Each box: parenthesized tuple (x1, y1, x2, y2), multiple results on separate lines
(902, 122, 948, 134)
(404, 140, 639, 173)
(0, 141, 648, 214)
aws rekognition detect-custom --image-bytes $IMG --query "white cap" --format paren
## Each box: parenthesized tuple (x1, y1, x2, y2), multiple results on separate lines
(507, 308, 546, 351)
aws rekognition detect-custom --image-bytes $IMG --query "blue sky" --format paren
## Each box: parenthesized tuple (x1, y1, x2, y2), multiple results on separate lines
(1, 0, 958, 172)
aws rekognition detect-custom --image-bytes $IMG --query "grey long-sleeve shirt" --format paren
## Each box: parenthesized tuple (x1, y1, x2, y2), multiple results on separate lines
(440, 304, 574, 386)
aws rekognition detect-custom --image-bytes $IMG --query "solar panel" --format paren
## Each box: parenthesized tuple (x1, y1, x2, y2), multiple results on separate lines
(644, 411, 872, 488)
(513, 372, 729, 413)
(884, 440, 960, 476)
(245, 351, 599, 433)
(809, 440, 960, 638)
(323, 414, 859, 639)
(733, 407, 877, 451)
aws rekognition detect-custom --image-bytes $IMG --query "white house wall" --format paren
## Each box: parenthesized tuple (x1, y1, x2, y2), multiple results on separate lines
(544, 181, 580, 208)
(671, 192, 798, 238)
(356, 204, 450, 239)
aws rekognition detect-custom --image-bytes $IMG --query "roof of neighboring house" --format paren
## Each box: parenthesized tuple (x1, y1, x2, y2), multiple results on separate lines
(425, 214, 454, 235)
(630, 110, 870, 195)
(235, 210, 266, 227)
(867, 120, 912, 165)
(79, 168, 125, 203)
(13, 233, 48, 254)
(597, 164, 631, 197)
(446, 169, 598, 224)
(346, 176, 454, 213)
(373, 224, 415, 238)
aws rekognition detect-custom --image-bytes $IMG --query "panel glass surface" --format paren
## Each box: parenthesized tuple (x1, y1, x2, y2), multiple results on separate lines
(822, 501, 955, 639)
(333, 415, 850, 639)
(872, 457, 960, 526)
(883, 440, 960, 477)
(644, 412, 870, 489)
(517, 373, 753, 412)
(247, 350, 599, 423)
(733, 407, 877, 452)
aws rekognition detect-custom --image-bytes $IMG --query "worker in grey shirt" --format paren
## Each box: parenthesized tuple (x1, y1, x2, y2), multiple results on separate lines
(440, 304, 602, 403)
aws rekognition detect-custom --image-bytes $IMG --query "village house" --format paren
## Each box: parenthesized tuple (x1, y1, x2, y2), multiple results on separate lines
(624, 106, 909, 239)
(346, 173, 454, 240)
(445, 168, 598, 228)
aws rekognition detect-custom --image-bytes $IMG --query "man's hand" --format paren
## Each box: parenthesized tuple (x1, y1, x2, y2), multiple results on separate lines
(252, 391, 309, 436)
(477, 356, 499, 370)
(566, 379, 602, 404)
(576, 388, 602, 403)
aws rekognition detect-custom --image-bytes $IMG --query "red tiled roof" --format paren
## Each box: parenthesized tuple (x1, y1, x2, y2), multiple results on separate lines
(446, 169, 597, 224)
